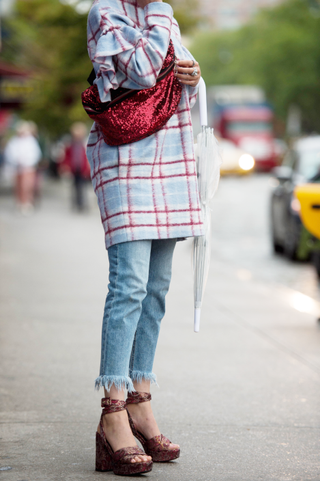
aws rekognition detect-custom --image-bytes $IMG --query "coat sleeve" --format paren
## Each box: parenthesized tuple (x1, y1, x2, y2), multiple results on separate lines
(87, 2, 173, 102)
(171, 17, 198, 109)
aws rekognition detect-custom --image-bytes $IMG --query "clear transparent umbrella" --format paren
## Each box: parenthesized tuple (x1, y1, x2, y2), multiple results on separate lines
(193, 78, 222, 332)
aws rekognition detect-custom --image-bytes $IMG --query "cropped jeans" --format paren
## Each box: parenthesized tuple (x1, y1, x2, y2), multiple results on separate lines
(95, 238, 177, 392)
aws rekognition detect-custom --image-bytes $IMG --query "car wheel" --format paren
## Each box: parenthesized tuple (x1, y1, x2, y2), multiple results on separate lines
(272, 234, 284, 253)
(312, 251, 320, 279)
(270, 203, 283, 254)
(284, 228, 298, 260)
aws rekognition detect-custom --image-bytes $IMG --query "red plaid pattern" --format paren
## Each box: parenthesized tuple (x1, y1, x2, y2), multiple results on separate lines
(87, 0, 204, 248)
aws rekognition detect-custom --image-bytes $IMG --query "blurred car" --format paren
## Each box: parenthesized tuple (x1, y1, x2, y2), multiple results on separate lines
(219, 139, 255, 175)
(209, 85, 277, 171)
(295, 183, 320, 278)
(270, 136, 320, 259)
(273, 138, 287, 163)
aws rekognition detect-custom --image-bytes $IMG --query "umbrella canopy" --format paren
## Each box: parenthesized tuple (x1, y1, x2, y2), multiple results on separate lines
(193, 78, 222, 332)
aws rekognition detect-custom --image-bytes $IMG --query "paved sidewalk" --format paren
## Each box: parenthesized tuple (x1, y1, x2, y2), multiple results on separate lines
(0, 180, 320, 481)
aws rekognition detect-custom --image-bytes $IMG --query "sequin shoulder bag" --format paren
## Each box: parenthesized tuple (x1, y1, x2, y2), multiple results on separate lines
(81, 41, 182, 147)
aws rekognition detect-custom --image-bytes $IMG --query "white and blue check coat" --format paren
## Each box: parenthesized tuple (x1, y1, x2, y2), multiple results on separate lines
(87, 0, 204, 249)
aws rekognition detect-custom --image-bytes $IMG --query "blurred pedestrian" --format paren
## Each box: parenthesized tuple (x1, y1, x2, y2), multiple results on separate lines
(86, 0, 203, 476)
(4, 120, 42, 214)
(28, 120, 46, 205)
(61, 122, 90, 211)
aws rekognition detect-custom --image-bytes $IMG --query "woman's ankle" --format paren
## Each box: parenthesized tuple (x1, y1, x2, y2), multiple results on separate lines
(127, 402, 161, 439)
(99, 411, 137, 451)
(104, 386, 126, 401)
(132, 380, 151, 394)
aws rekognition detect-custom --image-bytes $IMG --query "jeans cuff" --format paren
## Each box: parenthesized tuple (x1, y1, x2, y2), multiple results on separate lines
(129, 370, 158, 387)
(94, 375, 134, 392)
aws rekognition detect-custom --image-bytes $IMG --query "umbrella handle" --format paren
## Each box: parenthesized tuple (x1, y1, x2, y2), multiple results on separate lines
(199, 78, 208, 128)
(194, 308, 201, 333)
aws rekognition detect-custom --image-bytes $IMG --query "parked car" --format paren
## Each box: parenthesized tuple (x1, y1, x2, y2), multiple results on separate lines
(219, 139, 255, 175)
(295, 183, 320, 278)
(270, 136, 320, 259)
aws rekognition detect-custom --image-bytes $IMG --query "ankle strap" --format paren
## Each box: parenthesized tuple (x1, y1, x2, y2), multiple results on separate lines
(126, 391, 152, 405)
(101, 397, 126, 414)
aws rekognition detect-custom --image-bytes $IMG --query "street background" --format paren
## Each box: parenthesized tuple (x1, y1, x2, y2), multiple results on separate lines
(1, 0, 320, 479)
(1, 173, 320, 480)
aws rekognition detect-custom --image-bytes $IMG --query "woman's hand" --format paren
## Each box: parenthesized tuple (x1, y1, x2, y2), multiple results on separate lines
(137, 0, 162, 7)
(174, 59, 201, 87)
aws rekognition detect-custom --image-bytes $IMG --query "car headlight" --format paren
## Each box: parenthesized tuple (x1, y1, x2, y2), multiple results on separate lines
(238, 154, 255, 171)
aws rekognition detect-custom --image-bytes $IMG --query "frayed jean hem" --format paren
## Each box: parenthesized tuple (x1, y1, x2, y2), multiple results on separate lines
(95, 372, 158, 391)
(95, 375, 134, 392)
(129, 370, 158, 387)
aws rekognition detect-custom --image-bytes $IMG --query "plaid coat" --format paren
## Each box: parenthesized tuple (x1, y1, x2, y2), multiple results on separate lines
(87, 0, 204, 249)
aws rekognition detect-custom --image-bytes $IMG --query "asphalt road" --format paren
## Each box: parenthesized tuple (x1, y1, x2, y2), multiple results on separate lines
(0, 173, 320, 481)
(211, 174, 320, 301)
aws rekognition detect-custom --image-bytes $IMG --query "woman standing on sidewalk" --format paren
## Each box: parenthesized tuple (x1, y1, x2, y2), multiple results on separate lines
(86, 0, 202, 475)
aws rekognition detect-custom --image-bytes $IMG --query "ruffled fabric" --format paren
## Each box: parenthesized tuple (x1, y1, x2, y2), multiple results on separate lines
(93, 12, 139, 102)
(87, 1, 173, 102)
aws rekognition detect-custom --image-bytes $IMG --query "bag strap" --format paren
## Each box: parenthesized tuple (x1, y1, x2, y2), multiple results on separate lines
(87, 56, 176, 114)
(87, 69, 96, 86)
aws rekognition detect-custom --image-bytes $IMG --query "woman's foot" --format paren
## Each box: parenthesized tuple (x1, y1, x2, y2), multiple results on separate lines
(98, 408, 152, 464)
(126, 398, 179, 453)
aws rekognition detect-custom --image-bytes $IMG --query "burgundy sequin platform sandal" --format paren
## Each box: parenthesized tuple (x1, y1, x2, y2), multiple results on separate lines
(126, 391, 180, 462)
(95, 397, 153, 475)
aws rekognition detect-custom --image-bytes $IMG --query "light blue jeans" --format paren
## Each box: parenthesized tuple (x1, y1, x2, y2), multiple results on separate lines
(95, 239, 177, 392)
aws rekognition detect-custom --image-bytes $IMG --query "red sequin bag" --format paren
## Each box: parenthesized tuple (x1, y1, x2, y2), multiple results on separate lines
(81, 41, 182, 146)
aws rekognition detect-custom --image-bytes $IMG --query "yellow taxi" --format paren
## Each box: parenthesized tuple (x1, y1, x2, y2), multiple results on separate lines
(295, 183, 320, 278)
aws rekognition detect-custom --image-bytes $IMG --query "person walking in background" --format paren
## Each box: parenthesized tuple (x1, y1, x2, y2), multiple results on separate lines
(86, 0, 203, 476)
(28, 120, 46, 205)
(61, 122, 90, 211)
(4, 120, 42, 215)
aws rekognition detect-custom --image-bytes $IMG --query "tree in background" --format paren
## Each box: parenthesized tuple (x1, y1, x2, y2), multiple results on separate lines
(1, 0, 201, 138)
(1, 0, 91, 137)
(191, 0, 320, 133)
(167, 0, 202, 34)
